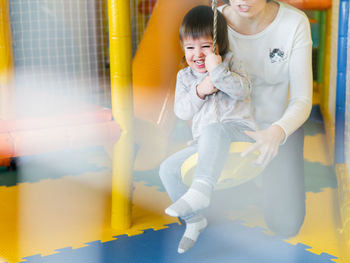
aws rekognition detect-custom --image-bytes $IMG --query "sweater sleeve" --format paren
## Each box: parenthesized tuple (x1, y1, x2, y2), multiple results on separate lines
(273, 15, 313, 142)
(174, 70, 207, 120)
(209, 53, 251, 100)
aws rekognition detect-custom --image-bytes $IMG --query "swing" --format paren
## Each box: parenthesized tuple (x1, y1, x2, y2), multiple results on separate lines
(180, 0, 264, 189)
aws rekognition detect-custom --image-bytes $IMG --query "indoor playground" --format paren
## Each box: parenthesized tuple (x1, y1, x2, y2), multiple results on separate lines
(0, 0, 350, 262)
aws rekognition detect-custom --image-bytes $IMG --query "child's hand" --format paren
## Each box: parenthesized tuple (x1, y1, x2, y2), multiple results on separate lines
(196, 76, 218, 99)
(205, 53, 222, 72)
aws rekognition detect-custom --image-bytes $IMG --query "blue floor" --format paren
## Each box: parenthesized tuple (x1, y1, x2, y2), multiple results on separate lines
(21, 219, 336, 263)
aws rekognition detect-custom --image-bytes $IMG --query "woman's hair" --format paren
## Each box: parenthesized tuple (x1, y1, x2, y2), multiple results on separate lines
(179, 5, 229, 56)
(222, 0, 271, 3)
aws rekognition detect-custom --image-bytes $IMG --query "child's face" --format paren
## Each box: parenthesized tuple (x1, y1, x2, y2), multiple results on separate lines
(182, 36, 215, 73)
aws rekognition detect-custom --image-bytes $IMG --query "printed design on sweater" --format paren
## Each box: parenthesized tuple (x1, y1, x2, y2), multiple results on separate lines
(269, 48, 285, 63)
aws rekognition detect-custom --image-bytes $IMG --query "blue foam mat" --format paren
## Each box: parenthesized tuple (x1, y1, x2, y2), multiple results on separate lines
(21, 220, 337, 263)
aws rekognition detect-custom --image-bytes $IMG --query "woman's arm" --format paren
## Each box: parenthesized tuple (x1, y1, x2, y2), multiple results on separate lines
(273, 16, 313, 140)
(242, 16, 313, 167)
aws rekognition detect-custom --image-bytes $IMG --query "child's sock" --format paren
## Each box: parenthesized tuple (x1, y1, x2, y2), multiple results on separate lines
(178, 214, 207, 254)
(165, 179, 213, 217)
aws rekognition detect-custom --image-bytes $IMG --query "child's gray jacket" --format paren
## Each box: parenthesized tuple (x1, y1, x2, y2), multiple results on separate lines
(174, 51, 256, 140)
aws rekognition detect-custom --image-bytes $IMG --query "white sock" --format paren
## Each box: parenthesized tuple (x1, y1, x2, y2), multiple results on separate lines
(165, 179, 212, 217)
(178, 214, 208, 254)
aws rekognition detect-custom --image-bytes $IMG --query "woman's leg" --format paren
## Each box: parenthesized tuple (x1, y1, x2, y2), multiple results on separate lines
(261, 127, 305, 237)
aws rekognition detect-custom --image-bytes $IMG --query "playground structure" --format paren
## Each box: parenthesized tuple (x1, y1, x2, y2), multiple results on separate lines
(0, 0, 349, 249)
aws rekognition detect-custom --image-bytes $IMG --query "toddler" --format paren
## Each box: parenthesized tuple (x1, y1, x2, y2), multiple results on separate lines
(159, 5, 255, 253)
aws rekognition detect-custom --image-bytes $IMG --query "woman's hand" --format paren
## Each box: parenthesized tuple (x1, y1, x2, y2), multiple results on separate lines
(205, 53, 222, 72)
(196, 76, 218, 99)
(241, 125, 286, 167)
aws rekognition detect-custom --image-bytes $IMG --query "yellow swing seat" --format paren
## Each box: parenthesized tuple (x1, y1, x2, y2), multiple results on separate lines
(181, 142, 264, 190)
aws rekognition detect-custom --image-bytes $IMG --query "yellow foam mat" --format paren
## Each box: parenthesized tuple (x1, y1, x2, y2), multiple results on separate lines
(0, 171, 177, 263)
(227, 188, 349, 262)
(304, 134, 332, 166)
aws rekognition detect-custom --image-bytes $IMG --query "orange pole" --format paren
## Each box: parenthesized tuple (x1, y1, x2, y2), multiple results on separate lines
(279, 0, 332, 10)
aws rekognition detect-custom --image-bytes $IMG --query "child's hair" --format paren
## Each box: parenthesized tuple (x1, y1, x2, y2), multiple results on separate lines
(179, 5, 229, 57)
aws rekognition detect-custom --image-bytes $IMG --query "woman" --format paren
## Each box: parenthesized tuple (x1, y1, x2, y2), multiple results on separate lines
(219, 0, 313, 236)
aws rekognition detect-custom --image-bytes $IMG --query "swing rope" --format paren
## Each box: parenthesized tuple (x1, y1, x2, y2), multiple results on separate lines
(211, 0, 220, 123)
(212, 0, 218, 54)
